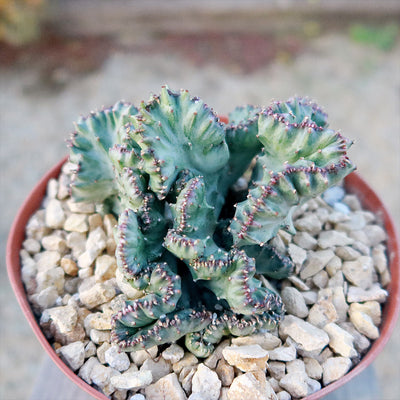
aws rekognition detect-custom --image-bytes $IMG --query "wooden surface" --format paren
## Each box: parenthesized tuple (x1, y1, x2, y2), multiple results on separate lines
(30, 354, 380, 400)
(47, 0, 400, 38)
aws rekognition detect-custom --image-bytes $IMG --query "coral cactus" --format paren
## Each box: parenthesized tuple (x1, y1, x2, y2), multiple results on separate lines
(68, 86, 355, 357)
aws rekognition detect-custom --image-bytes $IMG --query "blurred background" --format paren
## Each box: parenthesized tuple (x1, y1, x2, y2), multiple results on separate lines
(1, 1, 399, 399)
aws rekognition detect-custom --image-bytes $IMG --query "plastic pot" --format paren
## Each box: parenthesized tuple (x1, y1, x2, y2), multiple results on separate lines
(6, 156, 400, 400)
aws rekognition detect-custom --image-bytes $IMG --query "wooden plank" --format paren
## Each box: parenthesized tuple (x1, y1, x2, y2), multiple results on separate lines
(47, 0, 400, 37)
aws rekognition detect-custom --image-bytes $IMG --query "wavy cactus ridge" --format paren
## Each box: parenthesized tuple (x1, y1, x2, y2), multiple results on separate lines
(127, 86, 230, 201)
(68, 102, 138, 202)
(67, 87, 355, 357)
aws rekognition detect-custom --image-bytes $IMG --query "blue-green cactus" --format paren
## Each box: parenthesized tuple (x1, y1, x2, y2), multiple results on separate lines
(68, 87, 355, 357)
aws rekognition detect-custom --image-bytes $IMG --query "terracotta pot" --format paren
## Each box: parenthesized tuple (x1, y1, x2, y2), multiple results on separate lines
(6, 157, 400, 400)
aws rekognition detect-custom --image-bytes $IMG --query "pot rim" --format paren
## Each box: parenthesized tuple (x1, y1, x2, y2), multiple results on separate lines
(6, 156, 400, 400)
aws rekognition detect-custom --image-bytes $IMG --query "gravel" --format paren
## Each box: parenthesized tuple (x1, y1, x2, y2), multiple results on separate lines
(21, 164, 390, 399)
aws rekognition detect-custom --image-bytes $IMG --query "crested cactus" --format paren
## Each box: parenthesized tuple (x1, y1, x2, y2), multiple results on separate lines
(68, 86, 355, 357)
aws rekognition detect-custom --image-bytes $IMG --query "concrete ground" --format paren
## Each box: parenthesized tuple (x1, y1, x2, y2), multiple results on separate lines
(1, 25, 399, 399)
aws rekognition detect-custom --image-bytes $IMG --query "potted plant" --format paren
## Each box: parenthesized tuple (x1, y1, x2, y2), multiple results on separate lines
(7, 86, 399, 400)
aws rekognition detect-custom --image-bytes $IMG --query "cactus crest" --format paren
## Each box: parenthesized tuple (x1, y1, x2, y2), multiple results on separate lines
(68, 87, 355, 356)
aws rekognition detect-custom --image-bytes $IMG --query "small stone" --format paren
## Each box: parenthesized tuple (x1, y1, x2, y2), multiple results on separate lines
(231, 332, 281, 351)
(47, 178, 59, 198)
(331, 287, 349, 323)
(300, 250, 335, 280)
(286, 359, 306, 375)
(130, 346, 158, 366)
(372, 245, 391, 286)
(191, 364, 221, 400)
(95, 255, 117, 282)
(227, 372, 277, 400)
(40, 304, 77, 335)
(111, 370, 152, 390)
(61, 258, 78, 276)
(322, 357, 352, 385)
(36, 266, 65, 294)
(27, 209, 51, 240)
(323, 323, 357, 358)
(66, 231, 86, 258)
(66, 199, 95, 214)
(268, 361, 286, 380)
(281, 287, 309, 318)
(222, 345, 269, 372)
(277, 391, 291, 400)
(293, 232, 317, 250)
(42, 235, 68, 253)
(279, 315, 330, 355)
(294, 213, 322, 235)
(267, 377, 281, 393)
(301, 290, 318, 305)
(78, 357, 100, 384)
(180, 366, 196, 394)
(315, 347, 334, 364)
(303, 357, 323, 380)
(312, 270, 329, 289)
(58, 341, 85, 371)
(23, 238, 41, 254)
(113, 389, 128, 400)
(145, 373, 187, 400)
(173, 353, 199, 375)
(90, 363, 117, 392)
(30, 286, 59, 310)
(216, 359, 234, 386)
(140, 357, 172, 382)
(46, 199, 66, 229)
(279, 372, 309, 398)
(84, 341, 97, 358)
(347, 284, 388, 303)
(342, 194, 362, 211)
(64, 213, 89, 233)
(57, 174, 70, 200)
(162, 344, 185, 364)
(104, 214, 118, 237)
(88, 213, 103, 230)
(34, 250, 61, 271)
(86, 309, 113, 330)
(339, 322, 371, 353)
(318, 230, 354, 249)
(90, 329, 111, 345)
(364, 225, 386, 246)
(322, 186, 345, 206)
(129, 395, 146, 400)
(307, 377, 321, 395)
(335, 246, 361, 261)
(348, 309, 379, 339)
(105, 345, 131, 372)
(328, 271, 344, 288)
(79, 281, 116, 309)
(342, 256, 374, 289)
(78, 267, 93, 279)
(325, 255, 342, 277)
(97, 342, 112, 364)
(78, 227, 107, 269)
(268, 342, 297, 362)
(307, 300, 338, 328)
(287, 275, 310, 291)
(333, 202, 350, 215)
(349, 301, 381, 325)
